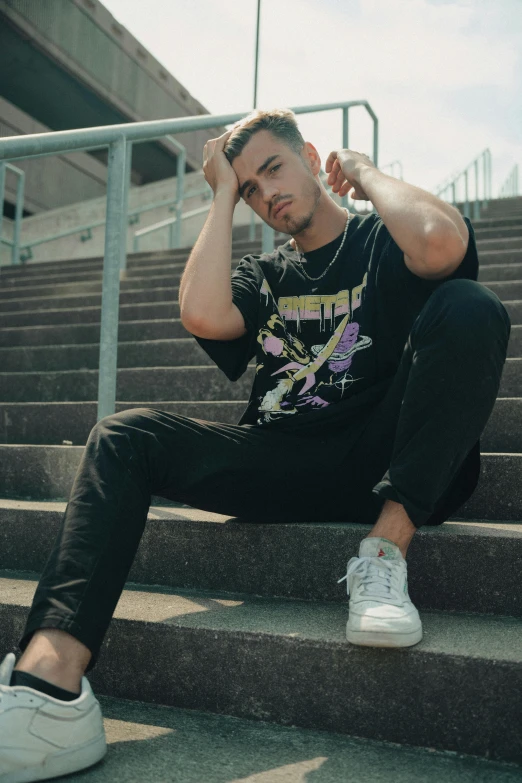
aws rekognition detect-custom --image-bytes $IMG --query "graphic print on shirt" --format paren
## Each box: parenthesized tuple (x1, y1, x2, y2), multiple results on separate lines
(255, 272, 372, 424)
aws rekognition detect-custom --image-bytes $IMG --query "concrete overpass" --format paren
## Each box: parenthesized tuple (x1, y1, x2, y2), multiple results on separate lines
(0, 0, 227, 215)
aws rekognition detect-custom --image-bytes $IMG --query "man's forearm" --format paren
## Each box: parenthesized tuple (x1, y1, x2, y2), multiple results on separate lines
(355, 166, 468, 261)
(179, 189, 236, 327)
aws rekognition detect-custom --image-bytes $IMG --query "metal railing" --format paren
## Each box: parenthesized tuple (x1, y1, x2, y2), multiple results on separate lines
(433, 148, 491, 221)
(0, 163, 25, 265)
(0, 100, 379, 422)
(0, 134, 198, 264)
(499, 164, 519, 198)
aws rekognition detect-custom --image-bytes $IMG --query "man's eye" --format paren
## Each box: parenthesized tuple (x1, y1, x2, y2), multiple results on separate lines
(247, 164, 281, 198)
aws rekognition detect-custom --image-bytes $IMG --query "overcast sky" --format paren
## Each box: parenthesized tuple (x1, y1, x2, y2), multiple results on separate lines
(102, 0, 521, 201)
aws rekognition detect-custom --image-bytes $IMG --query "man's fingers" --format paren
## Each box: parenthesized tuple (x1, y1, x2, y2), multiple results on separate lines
(325, 150, 338, 173)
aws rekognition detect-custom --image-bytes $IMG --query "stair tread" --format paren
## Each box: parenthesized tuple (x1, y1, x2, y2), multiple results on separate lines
(1, 568, 521, 661)
(2, 495, 522, 535)
(45, 692, 522, 782)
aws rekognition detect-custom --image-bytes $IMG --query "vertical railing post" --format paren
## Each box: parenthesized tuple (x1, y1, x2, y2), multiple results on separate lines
(98, 136, 126, 422)
(174, 148, 185, 249)
(120, 141, 132, 277)
(0, 162, 5, 266)
(262, 219, 274, 254)
(341, 107, 349, 210)
(473, 159, 480, 220)
(12, 169, 24, 266)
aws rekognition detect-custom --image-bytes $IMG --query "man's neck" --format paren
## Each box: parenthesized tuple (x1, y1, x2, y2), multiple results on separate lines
(289, 200, 348, 254)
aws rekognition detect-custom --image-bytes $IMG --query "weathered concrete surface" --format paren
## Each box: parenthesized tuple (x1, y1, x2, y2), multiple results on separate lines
(0, 318, 190, 347)
(1, 445, 522, 520)
(0, 396, 520, 448)
(0, 400, 247, 443)
(21, 693, 522, 783)
(0, 365, 257, 402)
(0, 328, 520, 371)
(1, 572, 521, 764)
(0, 499, 520, 615)
(0, 360, 517, 401)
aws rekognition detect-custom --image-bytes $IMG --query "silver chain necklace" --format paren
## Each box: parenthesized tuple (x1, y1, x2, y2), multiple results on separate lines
(293, 208, 352, 282)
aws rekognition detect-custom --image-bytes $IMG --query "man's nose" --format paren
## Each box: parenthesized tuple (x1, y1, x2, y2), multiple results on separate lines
(261, 183, 280, 206)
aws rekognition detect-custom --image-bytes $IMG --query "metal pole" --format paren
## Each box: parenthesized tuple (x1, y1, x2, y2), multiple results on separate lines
(473, 159, 479, 220)
(253, 0, 261, 108)
(98, 136, 126, 422)
(0, 162, 5, 265)
(120, 140, 132, 277)
(12, 170, 24, 265)
(174, 148, 186, 248)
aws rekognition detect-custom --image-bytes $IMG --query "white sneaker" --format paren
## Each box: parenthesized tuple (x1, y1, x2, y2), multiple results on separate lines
(0, 652, 106, 783)
(337, 536, 423, 648)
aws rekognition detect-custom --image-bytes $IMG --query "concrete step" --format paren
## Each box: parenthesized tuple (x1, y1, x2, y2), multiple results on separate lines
(1, 444, 520, 521)
(0, 359, 519, 402)
(479, 263, 522, 281)
(1, 299, 521, 348)
(0, 317, 189, 347)
(0, 265, 519, 320)
(7, 691, 518, 783)
(2, 252, 522, 303)
(0, 365, 259, 402)
(0, 400, 246, 444)
(0, 238, 266, 278)
(0, 278, 519, 329)
(0, 285, 181, 313)
(2, 329, 521, 375)
(1, 571, 521, 763)
(475, 237, 522, 251)
(0, 337, 215, 371)
(0, 248, 522, 301)
(0, 229, 518, 285)
(0, 395, 519, 450)
(0, 497, 520, 616)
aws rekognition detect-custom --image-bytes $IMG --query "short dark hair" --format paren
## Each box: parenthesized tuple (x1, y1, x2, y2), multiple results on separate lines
(223, 108, 305, 164)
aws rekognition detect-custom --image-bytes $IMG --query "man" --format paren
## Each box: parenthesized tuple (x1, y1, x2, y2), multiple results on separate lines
(0, 108, 511, 782)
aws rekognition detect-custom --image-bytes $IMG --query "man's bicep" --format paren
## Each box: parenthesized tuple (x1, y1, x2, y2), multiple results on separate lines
(184, 302, 248, 341)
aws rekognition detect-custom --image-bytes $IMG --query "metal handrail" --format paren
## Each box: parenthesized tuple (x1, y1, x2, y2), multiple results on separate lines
(433, 148, 491, 220)
(499, 164, 519, 198)
(0, 162, 25, 265)
(0, 100, 379, 421)
(133, 204, 213, 251)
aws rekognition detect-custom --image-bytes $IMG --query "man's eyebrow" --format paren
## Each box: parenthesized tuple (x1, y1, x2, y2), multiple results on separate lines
(239, 155, 281, 199)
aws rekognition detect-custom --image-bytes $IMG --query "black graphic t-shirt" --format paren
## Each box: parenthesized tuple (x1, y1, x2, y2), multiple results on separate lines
(190, 212, 478, 441)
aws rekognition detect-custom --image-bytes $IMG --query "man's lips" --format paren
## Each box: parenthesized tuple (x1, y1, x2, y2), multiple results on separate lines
(273, 201, 292, 218)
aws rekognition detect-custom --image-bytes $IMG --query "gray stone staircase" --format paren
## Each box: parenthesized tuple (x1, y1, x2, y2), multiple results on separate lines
(0, 207, 521, 778)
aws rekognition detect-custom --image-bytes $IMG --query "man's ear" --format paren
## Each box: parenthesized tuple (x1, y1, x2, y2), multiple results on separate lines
(301, 141, 321, 175)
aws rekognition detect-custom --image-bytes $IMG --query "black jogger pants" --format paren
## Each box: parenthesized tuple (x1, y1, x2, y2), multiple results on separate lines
(17, 279, 511, 672)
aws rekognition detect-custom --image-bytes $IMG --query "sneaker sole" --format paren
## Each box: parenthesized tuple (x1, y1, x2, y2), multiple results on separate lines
(346, 623, 423, 648)
(0, 732, 107, 783)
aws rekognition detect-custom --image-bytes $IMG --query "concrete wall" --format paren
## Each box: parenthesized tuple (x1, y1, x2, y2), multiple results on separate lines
(0, 0, 227, 178)
(0, 95, 113, 215)
(0, 171, 261, 266)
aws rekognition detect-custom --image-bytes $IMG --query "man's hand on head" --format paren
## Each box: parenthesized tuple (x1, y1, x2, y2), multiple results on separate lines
(325, 149, 377, 201)
(203, 129, 241, 204)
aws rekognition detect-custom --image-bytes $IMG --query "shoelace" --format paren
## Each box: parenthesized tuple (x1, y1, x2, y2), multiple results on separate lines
(337, 556, 404, 600)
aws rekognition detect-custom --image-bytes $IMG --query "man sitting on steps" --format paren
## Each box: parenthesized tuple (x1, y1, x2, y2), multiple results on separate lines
(0, 107, 511, 782)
